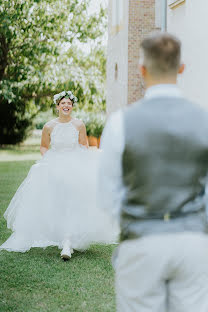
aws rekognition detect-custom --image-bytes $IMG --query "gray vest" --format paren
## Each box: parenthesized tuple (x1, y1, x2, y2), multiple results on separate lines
(120, 97, 208, 241)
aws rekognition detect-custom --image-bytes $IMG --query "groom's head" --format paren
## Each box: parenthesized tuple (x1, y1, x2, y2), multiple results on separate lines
(139, 32, 185, 87)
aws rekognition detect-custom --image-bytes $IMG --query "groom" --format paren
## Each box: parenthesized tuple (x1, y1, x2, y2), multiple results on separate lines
(99, 32, 208, 311)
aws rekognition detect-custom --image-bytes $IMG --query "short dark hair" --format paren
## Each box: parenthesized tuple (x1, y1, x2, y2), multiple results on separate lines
(140, 32, 181, 77)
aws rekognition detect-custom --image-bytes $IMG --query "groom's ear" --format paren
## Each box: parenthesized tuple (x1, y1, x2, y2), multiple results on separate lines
(139, 65, 147, 78)
(178, 63, 185, 74)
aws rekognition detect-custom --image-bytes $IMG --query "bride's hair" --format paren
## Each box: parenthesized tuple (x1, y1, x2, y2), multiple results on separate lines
(53, 91, 78, 106)
(58, 96, 74, 106)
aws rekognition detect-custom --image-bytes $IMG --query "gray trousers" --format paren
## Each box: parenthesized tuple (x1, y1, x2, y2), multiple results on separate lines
(115, 233, 208, 312)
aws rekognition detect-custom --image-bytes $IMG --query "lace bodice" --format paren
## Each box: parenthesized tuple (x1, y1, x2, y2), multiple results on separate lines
(50, 121, 79, 151)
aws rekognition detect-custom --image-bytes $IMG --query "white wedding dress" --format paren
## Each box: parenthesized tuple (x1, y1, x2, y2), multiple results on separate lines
(0, 120, 118, 252)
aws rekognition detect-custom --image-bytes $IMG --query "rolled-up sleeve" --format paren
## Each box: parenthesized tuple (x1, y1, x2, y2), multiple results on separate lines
(97, 110, 125, 223)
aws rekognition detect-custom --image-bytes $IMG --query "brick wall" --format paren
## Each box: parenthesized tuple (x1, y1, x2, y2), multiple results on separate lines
(128, 0, 157, 104)
(107, 0, 160, 113)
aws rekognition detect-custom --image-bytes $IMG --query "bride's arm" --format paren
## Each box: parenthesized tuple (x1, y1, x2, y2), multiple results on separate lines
(40, 124, 51, 155)
(78, 122, 88, 148)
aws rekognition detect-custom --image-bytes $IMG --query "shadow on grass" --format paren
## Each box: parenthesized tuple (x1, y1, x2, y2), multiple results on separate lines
(0, 133, 41, 162)
(0, 244, 117, 312)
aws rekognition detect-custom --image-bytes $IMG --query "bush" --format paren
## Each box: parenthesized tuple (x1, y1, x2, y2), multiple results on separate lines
(0, 99, 33, 145)
(72, 111, 106, 138)
(34, 110, 55, 130)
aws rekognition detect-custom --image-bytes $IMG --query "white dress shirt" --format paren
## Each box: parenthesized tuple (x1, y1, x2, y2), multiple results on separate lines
(98, 84, 183, 220)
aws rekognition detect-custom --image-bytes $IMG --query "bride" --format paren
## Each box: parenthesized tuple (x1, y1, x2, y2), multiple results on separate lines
(0, 91, 118, 260)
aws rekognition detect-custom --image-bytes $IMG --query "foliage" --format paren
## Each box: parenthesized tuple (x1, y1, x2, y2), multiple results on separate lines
(0, 0, 107, 144)
(0, 98, 34, 144)
(86, 113, 106, 138)
(72, 110, 106, 138)
(35, 121, 46, 130)
(34, 110, 54, 129)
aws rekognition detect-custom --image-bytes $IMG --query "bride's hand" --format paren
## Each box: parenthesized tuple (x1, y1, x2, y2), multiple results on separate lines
(78, 122, 89, 148)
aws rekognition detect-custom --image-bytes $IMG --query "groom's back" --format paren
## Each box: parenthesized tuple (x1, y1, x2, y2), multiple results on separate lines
(121, 97, 208, 240)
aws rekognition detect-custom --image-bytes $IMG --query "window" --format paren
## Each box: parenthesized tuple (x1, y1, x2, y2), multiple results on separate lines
(168, 0, 186, 9)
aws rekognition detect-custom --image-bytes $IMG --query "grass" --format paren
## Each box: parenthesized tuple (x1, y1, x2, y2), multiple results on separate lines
(0, 134, 117, 312)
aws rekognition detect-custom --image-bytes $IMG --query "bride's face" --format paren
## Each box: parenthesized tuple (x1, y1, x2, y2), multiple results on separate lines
(57, 98, 73, 116)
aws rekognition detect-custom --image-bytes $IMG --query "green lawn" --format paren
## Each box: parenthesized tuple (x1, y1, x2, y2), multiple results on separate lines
(0, 137, 117, 312)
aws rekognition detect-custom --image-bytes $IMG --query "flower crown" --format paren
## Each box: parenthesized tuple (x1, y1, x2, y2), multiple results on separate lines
(53, 90, 78, 105)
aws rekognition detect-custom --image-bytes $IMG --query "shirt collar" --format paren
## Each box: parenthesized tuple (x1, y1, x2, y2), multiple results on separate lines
(144, 84, 183, 100)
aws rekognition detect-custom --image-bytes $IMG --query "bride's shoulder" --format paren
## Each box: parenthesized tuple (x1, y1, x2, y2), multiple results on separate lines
(42, 119, 58, 133)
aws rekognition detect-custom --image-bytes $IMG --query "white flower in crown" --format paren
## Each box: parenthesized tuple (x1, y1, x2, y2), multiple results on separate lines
(54, 94, 60, 100)
(53, 94, 60, 105)
(60, 91, 66, 97)
(53, 90, 78, 105)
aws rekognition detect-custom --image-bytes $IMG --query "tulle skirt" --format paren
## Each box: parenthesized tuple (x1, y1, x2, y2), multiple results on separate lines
(0, 147, 119, 252)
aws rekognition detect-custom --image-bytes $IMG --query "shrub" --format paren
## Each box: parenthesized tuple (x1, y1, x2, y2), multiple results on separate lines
(34, 110, 55, 130)
(0, 99, 33, 145)
(72, 111, 106, 138)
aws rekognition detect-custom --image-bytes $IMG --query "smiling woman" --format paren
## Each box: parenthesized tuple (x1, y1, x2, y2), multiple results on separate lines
(40, 92, 88, 156)
(0, 90, 119, 260)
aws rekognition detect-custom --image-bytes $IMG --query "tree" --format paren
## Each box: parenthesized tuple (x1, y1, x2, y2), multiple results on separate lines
(0, 0, 107, 144)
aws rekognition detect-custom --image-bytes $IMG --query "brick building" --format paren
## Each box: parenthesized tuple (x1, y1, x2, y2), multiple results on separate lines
(107, 0, 208, 113)
(107, 0, 162, 114)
